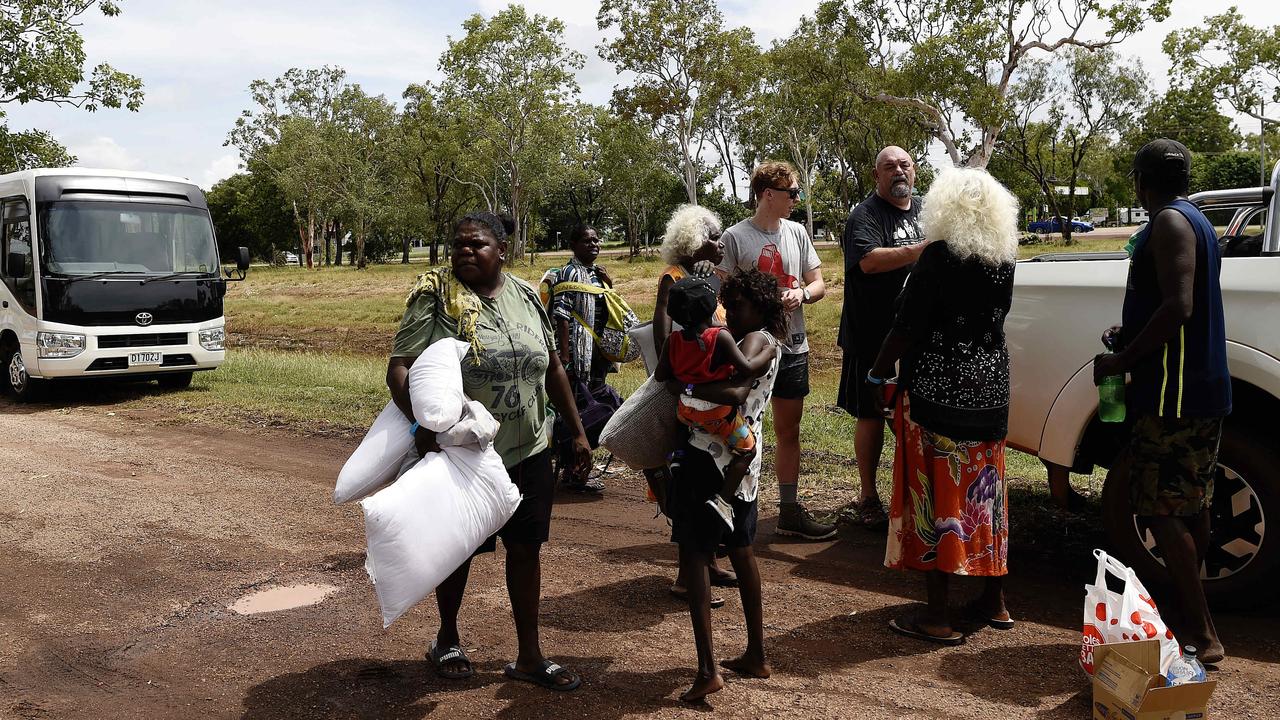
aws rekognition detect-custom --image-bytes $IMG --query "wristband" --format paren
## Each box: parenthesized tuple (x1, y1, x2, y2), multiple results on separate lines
(864, 373, 886, 386)
(409, 421, 419, 437)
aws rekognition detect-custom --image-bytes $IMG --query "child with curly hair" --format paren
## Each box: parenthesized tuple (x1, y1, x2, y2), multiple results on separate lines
(655, 269, 790, 529)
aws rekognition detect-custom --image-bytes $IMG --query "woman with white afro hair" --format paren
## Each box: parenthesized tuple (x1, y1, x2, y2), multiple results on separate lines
(867, 166, 1020, 646)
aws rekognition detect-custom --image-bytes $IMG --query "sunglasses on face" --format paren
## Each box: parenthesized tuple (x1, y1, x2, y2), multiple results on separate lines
(771, 186, 803, 200)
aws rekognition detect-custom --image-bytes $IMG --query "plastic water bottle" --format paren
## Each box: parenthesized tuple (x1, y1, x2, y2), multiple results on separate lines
(1098, 333, 1125, 423)
(1165, 645, 1207, 686)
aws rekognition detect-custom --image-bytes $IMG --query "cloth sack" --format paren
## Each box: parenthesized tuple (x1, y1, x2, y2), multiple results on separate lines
(408, 338, 470, 432)
(333, 337, 470, 504)
(1080, 548, 1180, 675)
(333, 401, 414, 504)
(361, 442, 520, 627)
(437, 399, 500, 449)
(543, 279, 641, 364)
(600, 375, 681, 470)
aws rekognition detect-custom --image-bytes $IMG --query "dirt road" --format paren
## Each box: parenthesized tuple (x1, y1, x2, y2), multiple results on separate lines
(1, 402, 1276, 719)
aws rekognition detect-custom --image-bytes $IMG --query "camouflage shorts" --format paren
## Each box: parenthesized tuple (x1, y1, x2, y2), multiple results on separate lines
(1127, 414, 1223, 517)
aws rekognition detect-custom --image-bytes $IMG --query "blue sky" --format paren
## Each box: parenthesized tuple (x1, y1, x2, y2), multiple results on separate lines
(4, 0, 1278, 191)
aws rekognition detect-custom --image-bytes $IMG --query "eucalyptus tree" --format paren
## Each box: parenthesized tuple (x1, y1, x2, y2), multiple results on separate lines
(840, 0, 1169, 168)
(998, 48, 1148, 242)
(439, 5, 584, 259)
(598, 0, 758, 204)
(401, 83, 474, 265)
(0, 0, 144, 170)
(227, 67, 348, 269)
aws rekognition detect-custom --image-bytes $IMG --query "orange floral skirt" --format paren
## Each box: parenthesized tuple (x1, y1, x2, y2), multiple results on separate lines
(884, 392, 1009, 576)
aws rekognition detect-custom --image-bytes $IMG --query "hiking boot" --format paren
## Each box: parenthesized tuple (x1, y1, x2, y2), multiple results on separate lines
(776, 503, 836, 540)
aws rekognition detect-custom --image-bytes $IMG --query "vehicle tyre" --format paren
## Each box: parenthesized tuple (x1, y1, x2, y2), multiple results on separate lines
(156, 371, 194, 390)
(1103, 420, 1279, 606)
(2, 345, 45, 402)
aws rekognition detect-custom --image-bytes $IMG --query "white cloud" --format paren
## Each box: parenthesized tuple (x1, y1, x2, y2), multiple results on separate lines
(69, 136, 143, 171)
(201, 153, 242, 189)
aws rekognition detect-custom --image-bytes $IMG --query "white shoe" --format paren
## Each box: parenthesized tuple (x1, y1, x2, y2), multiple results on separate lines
(706, 495, 735, 530)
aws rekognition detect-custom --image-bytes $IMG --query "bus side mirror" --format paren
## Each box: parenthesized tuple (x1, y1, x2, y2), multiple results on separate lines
(7, 253, 24, 279)
(224, 246, 250, 281)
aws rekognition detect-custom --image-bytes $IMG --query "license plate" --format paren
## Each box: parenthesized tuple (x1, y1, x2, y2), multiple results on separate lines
(128, 352, 162, 366)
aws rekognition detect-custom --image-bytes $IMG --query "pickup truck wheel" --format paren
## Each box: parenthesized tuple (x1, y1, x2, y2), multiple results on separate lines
(2, 346, 44, 402)
(1102, 421, 1278, 606)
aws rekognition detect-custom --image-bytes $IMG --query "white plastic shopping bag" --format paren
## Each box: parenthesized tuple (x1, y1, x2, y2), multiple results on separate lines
(361, 443, 520, 627)
(1080, 549, 1180, 675)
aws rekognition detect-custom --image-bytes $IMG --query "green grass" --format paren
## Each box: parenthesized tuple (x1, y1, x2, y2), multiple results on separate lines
(149, 238, 1125, 507)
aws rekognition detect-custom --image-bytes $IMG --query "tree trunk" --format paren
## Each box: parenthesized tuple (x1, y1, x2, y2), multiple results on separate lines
(304, 208, 315, 270)
(292, 201, 307, 265)
(357, 225, 367, 270)
(323, 219, 332, 266)
(401, 233, 410, 264)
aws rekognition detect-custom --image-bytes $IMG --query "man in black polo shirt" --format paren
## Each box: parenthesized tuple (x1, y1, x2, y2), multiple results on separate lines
(1094, 139, 1231, 664)
(837, 146, 929, 529)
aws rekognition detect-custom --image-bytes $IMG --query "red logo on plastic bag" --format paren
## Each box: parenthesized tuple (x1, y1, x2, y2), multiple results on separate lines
(1080, 624, 1105, 674)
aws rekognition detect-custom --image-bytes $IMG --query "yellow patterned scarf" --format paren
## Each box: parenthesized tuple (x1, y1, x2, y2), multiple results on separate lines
(405, 267, 484, 363)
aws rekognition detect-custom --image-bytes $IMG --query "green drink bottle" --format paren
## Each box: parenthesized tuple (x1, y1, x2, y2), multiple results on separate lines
(1098, 334, 1125, 423)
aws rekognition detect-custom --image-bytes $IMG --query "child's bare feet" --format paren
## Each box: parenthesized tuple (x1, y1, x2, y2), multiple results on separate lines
(719, 653, 771, 678)
(680, 671, 724, 703)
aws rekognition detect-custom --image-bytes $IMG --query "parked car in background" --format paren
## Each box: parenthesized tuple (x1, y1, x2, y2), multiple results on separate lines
(283, 251, 299, 265)
(1005, 162, 1280, 602)
(1027, 217, 1095, 234)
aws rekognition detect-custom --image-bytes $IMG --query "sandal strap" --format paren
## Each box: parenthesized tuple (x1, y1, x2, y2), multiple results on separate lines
(431, 643, 471, 667)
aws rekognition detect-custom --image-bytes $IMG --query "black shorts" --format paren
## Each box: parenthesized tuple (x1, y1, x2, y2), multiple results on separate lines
(837, 329, 890, 420)
(772, 352, 810, 400)
(668, 444, 758, 552)
(475, 448, 555, 552)
(397, 446, 554, 553)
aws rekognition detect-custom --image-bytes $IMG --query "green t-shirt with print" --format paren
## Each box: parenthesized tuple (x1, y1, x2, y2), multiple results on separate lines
(391, 274, 557, 468)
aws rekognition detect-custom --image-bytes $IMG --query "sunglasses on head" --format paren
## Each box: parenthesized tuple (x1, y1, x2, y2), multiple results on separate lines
(771, 186, 803, 200)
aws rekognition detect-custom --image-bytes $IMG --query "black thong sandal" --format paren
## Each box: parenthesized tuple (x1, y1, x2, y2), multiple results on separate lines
(427, 640, 474, 679)
(960, 603, 1016, 630)
(504, 660, 582, 692)
(888, 617, 964, 646)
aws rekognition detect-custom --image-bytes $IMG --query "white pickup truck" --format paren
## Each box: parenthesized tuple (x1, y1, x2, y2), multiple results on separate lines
(1006, 162, 1279, 601)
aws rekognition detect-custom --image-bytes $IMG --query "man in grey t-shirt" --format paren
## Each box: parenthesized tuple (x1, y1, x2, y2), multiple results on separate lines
(717, 160, 832, 541)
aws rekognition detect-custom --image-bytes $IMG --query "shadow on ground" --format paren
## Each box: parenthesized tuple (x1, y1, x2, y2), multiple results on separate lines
(241, 655, 690, 720)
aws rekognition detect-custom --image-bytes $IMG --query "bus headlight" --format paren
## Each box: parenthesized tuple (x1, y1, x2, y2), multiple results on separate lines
(37, 332, 86, 358)
(199, 326, 226, 351)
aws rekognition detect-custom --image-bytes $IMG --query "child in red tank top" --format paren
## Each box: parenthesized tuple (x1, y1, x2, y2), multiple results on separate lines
(655, 274, 781, 528)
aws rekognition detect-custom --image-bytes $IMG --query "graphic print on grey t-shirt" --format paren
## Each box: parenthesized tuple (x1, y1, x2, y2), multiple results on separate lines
(718, 218, 821, 355)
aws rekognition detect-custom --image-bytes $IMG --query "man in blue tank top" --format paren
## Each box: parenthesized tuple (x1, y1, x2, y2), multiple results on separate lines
(1093, 139, 1230, 665)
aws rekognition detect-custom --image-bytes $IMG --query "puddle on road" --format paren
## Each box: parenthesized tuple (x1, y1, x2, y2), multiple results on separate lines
(230, 583, 338, 615)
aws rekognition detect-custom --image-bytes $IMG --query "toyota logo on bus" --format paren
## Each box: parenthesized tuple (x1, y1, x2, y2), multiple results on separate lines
(135, 312, 154, 327)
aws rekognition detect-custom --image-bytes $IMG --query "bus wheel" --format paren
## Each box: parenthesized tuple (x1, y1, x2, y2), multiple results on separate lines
(157, 371, 193, 390)
(3, 347, 44, 402)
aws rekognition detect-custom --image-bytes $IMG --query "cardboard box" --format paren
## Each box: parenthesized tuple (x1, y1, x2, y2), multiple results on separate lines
(1091, 640, 1216, 720)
